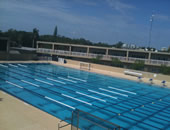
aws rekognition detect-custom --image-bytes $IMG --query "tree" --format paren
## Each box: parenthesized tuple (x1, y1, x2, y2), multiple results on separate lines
(113, 41, 124, 48)
(32, 28, 39, 48)
(53, 26, 58, 37)
(168, 47, 170, 52)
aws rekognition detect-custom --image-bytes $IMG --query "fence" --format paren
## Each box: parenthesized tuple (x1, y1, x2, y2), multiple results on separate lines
(58, 118, 71, 130)
(71, 109, 121, 130)
(37, 48, 170, 66)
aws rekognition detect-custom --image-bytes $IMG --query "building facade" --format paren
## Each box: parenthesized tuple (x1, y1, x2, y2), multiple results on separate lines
(36, 41, 170, 67)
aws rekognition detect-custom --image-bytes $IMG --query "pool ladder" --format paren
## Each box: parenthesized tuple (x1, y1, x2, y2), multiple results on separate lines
(58, 118, 71, 130)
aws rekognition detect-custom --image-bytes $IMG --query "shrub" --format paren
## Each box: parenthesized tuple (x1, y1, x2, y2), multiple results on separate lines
(111, 58, 123, 67)
(160, 65, 170, 75)
(91, 55, 102, 64)
(131, 60, 145, 70)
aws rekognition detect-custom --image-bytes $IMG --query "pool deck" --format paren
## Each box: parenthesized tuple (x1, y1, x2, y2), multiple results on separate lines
(0, 60, 170, 130)
(0, 91, 70, 130)
(51, 60, 170, 87)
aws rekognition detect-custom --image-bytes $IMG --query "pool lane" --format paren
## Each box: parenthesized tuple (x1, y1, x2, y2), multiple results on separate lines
(0, 63, 170, 129)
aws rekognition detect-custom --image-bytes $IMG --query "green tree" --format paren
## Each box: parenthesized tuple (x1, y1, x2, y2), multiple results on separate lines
(168, 47, 170, 52)
(113, 41, 124, 48)
(53, 26, 58, 37)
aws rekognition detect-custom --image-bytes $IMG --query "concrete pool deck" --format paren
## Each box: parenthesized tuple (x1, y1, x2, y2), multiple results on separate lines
(0, 91, 71, 130)
(51, 60, 170, 87)
(0, 60, 170, 130)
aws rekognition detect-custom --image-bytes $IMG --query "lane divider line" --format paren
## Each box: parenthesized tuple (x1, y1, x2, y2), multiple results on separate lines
(21, 80, 40, 87)
(9, 64, 18, 67)
(99, 88, 128, 97)
(6, 81, 23, 89)
(58, 77, 77, 83)
(68, 76, 87, 82)
(45, 96, 75, 110)
(35, 79, 54, 86)
(47, 78, 66, 84)
(62, 94, 92, 106)
(0, 64, 8, 68)
(88, 89, 118, 99)
(76, 91, 106, 102)
(108, 86, 137, 95)
(18, 64, 27, 67)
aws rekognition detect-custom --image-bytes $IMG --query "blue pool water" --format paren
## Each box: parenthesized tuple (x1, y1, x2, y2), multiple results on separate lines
(0, 63, 170, 130)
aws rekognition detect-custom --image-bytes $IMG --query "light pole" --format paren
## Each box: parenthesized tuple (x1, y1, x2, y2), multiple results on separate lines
(148, 14, 155, 48)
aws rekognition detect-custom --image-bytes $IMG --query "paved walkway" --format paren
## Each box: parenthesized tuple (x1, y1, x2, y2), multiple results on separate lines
(0, 91, 70, 130)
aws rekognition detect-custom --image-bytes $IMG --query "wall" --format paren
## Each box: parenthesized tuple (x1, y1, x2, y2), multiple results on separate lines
(0, 52, 38, 61)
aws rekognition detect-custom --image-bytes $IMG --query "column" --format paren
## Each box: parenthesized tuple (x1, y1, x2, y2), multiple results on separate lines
(105, 49, 109, 59)
(50, 44, 54, 56)
(148, 52, 151, 63)
(36, 42, 38, 49)
(69, 45, 72, 55)
(87, 47, 89, 56)
(7, 39, 10, 53)
(126, 51, 129, 61)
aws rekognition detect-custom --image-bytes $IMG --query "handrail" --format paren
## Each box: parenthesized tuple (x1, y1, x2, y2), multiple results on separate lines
(58, 118, 71, 130)
(37, 48, 170, 66)
(71, 109, 121, 130)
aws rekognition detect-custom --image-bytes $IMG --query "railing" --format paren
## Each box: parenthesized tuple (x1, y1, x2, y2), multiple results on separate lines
(58, 119, 71, 130)
(150, 59, 170, 66)
(71, 51, 87, 56)
(108, 55, 127, 61)
(71, 109, 121, 130)
(37, 48, 170, 66)
(128, 57, 149, 63)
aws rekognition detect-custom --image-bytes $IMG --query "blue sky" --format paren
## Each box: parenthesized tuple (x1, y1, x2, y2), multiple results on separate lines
(0, 0, 170, 49)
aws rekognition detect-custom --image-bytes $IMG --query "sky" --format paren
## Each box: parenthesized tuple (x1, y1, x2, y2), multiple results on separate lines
(0, 0, 170, 49)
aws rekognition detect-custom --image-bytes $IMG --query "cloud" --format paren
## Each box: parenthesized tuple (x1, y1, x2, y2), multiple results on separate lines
(106, 0, 135, 14)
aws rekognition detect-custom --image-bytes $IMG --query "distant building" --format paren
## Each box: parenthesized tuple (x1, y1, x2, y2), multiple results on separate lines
(122, 43, 136, 49)
(122, 43, 128, 48)
(161, 47, 167, 52)
(129, 44, 136, 49)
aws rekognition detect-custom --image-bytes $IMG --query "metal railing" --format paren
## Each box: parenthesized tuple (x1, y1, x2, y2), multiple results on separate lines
(71, 109, 121, 130)
(108, 55, 127, 61)
(37, 48, 170, 66)
(71, 51, 87, 56)
(58, 119, 71, 130)
(150, 59, 170, 66)
(128, 57, 149, 63)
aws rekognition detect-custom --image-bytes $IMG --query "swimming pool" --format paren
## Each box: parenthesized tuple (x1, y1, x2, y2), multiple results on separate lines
(0, 63, 169, 130)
